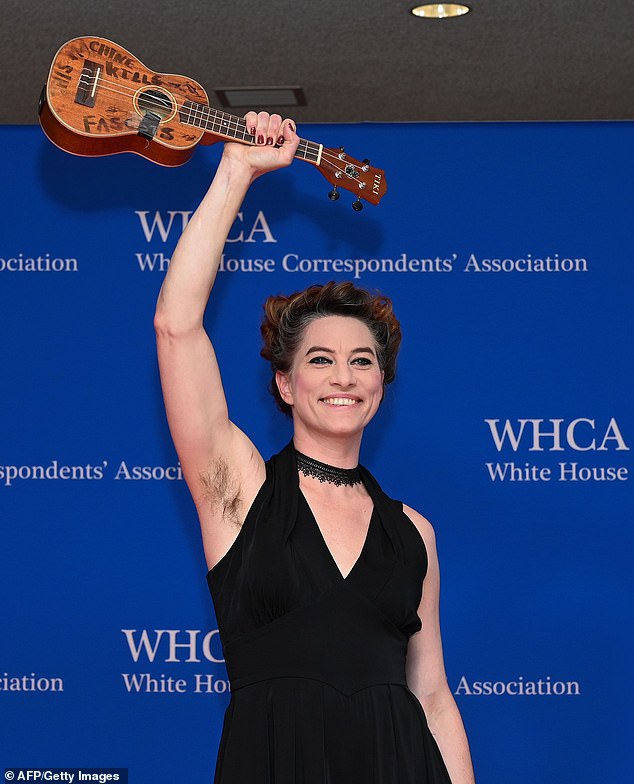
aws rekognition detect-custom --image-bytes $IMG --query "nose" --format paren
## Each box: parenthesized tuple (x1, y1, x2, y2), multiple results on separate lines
(329, 360, 356, 388)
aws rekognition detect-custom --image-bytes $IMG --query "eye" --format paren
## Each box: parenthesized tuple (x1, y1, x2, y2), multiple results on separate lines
(309, 356, 332, 365)
(351, 357, 373, 366)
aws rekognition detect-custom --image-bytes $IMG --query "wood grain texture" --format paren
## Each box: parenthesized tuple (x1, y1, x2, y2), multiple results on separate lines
(41, 36, 210, 165)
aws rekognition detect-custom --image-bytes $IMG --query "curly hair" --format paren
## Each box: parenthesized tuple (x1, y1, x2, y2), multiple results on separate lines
(260, 281, 402, 416)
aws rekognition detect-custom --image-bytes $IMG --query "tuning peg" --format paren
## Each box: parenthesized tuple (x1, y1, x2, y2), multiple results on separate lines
(352, 198, 363, 212)
(361, 158, 370, 172)
(328, 187, 340, 201)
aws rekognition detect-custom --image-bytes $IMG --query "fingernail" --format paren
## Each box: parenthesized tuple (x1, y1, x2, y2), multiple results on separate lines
(250, 126, 256, 136)
(288, 122, 295, 133)
(266, 136, 274, 145)
(277, 135, 284, 145)
(257, 134, 264, 144)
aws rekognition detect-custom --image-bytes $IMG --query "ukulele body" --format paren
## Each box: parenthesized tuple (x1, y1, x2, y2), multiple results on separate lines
(40, 36, 220, 167)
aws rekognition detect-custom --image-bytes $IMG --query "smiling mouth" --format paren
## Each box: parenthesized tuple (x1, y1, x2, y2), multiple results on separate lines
(320, 397, 361, 407)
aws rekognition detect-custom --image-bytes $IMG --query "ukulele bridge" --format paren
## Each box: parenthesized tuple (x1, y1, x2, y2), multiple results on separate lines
(75, 60, 101, 108)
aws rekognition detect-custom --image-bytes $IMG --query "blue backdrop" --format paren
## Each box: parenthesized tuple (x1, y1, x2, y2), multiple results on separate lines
(1, 121, 632, 783)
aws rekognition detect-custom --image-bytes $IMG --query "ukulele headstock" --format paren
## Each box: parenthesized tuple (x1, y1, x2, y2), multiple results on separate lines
(315, 146, 387, 209)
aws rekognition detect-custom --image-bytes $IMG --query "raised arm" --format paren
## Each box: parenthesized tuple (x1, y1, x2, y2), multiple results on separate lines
(153, 112, 299, 571)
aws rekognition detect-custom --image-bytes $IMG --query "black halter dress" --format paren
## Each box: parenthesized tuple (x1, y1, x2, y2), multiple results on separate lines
(206, 440, 452, 783)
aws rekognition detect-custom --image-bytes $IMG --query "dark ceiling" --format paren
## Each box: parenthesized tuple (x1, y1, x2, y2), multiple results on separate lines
(3, 0, 634, 125)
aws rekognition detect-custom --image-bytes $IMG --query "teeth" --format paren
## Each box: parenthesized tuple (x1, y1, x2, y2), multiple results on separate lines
(322, 397, 358, 406)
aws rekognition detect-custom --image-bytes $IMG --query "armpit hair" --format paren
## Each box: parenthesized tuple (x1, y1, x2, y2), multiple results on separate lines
(199, 457, 242, 529)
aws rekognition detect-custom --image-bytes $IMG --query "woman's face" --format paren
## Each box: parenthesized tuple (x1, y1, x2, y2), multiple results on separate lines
(276, 315, 385, 438)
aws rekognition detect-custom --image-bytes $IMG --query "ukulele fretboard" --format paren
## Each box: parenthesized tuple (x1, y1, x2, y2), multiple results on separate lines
(179, 100, 322, 163)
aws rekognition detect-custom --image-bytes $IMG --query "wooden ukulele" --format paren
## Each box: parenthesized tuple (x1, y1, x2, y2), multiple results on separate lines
(39, 36, 387, 209)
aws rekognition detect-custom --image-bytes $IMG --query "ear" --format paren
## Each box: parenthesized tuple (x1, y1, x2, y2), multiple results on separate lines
(275, 371, 294, 406)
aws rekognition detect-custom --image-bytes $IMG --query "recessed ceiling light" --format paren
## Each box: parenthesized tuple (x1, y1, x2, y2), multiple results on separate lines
(411, 4, 470, 18)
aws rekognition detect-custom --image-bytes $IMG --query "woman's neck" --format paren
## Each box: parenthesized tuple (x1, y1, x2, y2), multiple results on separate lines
(292, 430, 362, 469)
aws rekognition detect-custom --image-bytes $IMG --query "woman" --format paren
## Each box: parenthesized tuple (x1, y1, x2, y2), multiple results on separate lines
(154, 112, 476, 783)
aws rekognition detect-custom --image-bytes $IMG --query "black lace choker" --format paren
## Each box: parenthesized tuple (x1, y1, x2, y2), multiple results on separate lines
(295, 449, 362, 487)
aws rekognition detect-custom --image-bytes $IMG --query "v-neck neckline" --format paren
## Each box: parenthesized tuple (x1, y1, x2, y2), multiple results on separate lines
(298, 488, 376, 582)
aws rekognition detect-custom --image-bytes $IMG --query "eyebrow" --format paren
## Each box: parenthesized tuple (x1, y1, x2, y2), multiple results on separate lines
(305, 346, 377, 357)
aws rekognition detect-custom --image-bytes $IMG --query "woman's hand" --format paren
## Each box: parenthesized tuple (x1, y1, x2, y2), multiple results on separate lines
(222, 111, 300, 181)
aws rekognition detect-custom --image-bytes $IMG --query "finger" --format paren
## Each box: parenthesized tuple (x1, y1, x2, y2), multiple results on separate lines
(255, 111, 271, 145)
(266, 114, 283, 145)
(243, 111, 258, 138)
(278, 118, 300, 158)
(281, 118, 297, 144)
(275, 116, 294, 146)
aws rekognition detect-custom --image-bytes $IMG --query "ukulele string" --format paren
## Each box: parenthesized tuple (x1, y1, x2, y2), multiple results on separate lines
(76, 72, 361, 174)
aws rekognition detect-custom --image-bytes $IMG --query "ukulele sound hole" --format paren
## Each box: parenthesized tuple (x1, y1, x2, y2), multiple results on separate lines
(137, 89, 173, 119)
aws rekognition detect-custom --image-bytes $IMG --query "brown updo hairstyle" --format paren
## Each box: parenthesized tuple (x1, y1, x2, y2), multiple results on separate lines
(260, 281, 402, 416)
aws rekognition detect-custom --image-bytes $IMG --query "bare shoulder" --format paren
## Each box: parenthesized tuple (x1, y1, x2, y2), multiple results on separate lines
(402, 503, 437, 546)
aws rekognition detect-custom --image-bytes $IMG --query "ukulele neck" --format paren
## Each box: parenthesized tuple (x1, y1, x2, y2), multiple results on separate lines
(179, 100, 322, 164)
